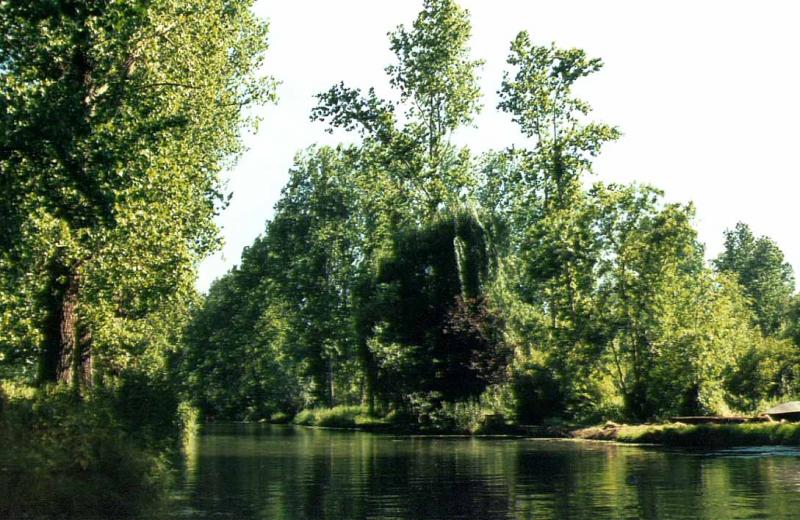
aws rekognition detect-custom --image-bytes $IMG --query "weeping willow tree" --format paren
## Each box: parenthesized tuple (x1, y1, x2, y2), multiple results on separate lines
(311, 0, 491, 414)
(362, 208, 509, 411)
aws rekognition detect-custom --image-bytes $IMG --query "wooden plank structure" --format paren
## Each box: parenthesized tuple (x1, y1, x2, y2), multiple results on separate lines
(765, 401, 800, 422)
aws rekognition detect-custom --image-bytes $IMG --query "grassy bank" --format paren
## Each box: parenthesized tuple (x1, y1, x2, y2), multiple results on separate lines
(0, 381, 197, 518)
(574, 422, 800, 448)
(286, 408, 800, 447)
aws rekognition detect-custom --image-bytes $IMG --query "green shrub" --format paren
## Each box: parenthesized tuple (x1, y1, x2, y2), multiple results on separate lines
(403, 388, 511, 433)
(111, 370, 186, 446)
(512, 362, 565, 424)
(0, 383, 173, 518)
(430, 401, 484, 433)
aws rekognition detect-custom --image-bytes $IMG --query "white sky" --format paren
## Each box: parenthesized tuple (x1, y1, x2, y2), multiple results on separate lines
(197, 0, 800, 292)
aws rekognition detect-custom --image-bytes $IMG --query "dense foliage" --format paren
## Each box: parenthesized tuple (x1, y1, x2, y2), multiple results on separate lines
(3, 6, 800, 514)
(1, 3, 797, 516)
(182, 0, 799, 427)
(0, 1, 272, 514)
(0, 0, 272, 389)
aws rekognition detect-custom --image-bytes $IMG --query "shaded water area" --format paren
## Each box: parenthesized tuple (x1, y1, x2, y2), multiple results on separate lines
(164, 424, 800, 519)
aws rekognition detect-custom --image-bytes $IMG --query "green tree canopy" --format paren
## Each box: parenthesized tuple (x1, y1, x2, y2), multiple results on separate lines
(713, 222, 795, 336)
(312, 0, 482, 218)
(0, 0, 274, 388)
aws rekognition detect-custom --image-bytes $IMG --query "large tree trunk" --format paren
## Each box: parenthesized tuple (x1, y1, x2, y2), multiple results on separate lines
(39, 258, 88, 389)
(54, 272, 79, 386)
(79, 324, 94, 389)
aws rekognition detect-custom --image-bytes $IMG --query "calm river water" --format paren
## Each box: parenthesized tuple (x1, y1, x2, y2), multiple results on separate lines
(164, 423, 800, 519)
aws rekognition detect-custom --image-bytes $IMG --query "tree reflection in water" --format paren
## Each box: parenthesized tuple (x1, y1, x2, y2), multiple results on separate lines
(164, 424, 800, 520)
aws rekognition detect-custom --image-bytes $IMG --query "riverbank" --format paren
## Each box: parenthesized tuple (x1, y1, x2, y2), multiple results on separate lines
(572, 421, 800, 448)
(279, 406, 800, 447)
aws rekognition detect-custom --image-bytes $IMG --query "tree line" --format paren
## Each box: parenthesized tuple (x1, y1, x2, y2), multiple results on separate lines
(0, 0, 796, 432)
(182, 0, 799, 425)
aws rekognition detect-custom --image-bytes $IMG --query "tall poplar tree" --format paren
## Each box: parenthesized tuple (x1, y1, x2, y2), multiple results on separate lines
(312, 0, 482, 219)
(0, 1, 273, 388)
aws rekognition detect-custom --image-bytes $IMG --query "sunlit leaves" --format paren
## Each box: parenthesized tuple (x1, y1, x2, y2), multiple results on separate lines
(713, 222, 795, 336)
(0, 0, 274, 381)
(498, 30, 620, 196)
(312, 0, 482, 218)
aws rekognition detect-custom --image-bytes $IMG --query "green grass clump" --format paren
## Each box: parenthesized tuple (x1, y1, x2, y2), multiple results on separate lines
(615, 422, 800, 448)
(292, 405, 373, 428)
(269, 411, 291, 424)
(354, 413, 389, 427)
(315, 405, 364, 427)
(292, 408, 316, 425)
